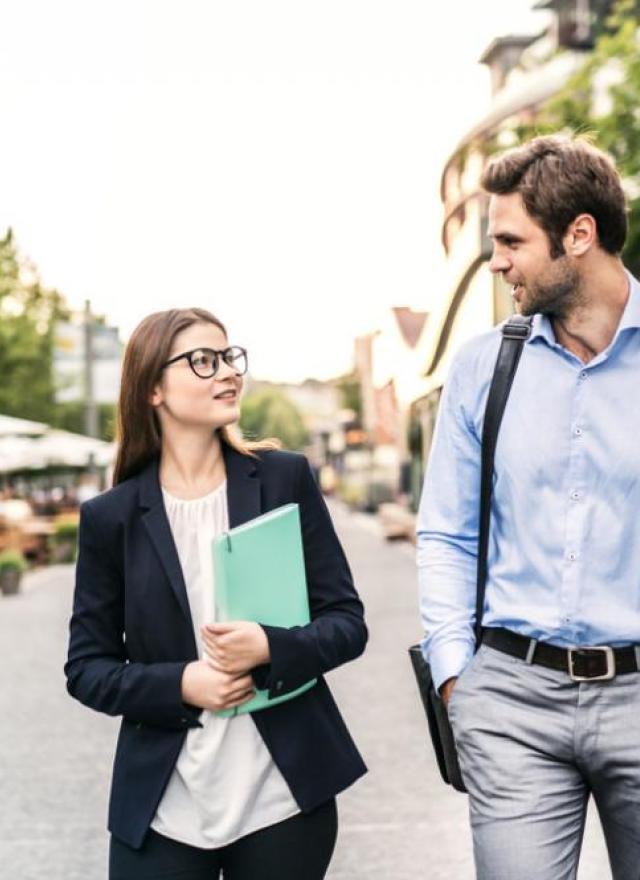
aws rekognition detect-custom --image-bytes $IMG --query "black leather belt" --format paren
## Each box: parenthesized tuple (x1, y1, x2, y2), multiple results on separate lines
(481, 627, 640, 681)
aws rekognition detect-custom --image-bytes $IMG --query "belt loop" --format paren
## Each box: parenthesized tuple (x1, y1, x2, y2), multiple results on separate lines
(525, 638, 538, 665)
(634, 645, 640, 671)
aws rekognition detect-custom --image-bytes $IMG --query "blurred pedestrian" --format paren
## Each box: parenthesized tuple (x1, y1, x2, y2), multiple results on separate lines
(418, 135, 640, 880)
(65, 307, 367, 880)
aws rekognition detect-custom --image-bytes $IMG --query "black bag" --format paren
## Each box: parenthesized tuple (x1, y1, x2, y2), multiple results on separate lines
(409, 644, 465, 790)
(409, 315, 532, 792)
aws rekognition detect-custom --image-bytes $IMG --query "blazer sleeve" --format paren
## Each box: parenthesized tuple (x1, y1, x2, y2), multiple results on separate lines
(257, 455, 368, 698)
(64, 502, 201, 731)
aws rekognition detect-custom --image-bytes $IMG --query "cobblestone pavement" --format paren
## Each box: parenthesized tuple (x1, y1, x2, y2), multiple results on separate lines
(0, 502, 611, 879)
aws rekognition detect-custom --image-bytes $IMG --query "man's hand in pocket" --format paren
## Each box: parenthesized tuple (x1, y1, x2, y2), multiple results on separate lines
(440, 676, 458, 709)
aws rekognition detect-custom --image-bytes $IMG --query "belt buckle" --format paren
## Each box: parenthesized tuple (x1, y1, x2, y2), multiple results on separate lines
(568, 645, 615, 682)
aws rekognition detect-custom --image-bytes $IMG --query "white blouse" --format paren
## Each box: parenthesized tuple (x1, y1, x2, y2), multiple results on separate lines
(150, 480, 300, 849)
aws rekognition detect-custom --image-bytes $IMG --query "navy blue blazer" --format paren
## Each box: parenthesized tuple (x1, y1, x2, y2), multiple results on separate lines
(65, 443, 368, 849)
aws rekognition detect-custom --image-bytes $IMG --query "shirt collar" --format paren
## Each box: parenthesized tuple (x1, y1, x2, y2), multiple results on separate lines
(617, 269, 640, 333)
(527, 268, 640, 346)
(527, 313, 554, 345)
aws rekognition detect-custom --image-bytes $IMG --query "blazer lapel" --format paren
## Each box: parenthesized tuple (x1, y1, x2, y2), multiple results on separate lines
(138, 456, 193, 627)
(222, 441, 262, 528)
(136, 444, 263, 629)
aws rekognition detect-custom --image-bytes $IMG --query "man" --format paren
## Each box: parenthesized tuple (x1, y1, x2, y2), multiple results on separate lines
(417, 135, 640, 880)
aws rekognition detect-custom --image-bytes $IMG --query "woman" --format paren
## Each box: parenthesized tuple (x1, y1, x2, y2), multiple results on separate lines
(65, 308, 368, 879)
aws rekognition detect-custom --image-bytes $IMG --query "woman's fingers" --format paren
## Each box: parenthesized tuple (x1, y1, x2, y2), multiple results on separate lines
(201, 629, 236, 660)
(202, 635, 231, 662)
(221, 697, 252, 711)
(201, 624, 260, 677)
(202, 640, 250, 671)
(228, 673, 254, 693)
(221, 677, 255, 708)
(202, 625, 248, 651)
(202, 624, 235, 640)
(204, 651, 246, 675)
(223, 688, 256, 709)
(201, 631, 220, 652)
(203, 643, 225, 662)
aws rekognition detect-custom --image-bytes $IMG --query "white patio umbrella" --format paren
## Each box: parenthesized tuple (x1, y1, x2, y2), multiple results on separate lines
(30, 430, 116, 469)
(0, 429, 115, 473)
(0, 415, 48, 438)
(0, 436, 49, 473)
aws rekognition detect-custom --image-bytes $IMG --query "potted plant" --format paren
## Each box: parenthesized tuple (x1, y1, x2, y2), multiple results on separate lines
(0, 549, 28, 596)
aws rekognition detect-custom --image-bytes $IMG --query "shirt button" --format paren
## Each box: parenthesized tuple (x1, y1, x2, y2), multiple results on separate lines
(579, 371, 588, 380)
(570, 491, 580, 501)
(573, 427, 583, 437)
(568, 552, 578, 562)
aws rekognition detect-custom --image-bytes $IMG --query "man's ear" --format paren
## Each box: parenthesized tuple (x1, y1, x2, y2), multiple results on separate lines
(564, 213, 597, 257)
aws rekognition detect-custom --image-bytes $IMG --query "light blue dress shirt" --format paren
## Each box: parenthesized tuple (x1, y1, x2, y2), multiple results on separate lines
(417, 270, 640, 692)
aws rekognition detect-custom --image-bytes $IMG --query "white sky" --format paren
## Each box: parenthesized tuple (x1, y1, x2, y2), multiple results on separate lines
(0, 0, 547, 382)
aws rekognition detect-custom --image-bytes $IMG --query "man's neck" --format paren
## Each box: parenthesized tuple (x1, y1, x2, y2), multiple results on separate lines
(550, 259, 629, 363)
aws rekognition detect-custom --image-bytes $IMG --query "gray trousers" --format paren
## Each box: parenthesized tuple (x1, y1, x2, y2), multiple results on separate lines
(447, 643, 640, 880)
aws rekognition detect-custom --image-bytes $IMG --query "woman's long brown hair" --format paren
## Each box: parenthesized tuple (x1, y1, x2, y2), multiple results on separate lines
(112, 307, 279, 486)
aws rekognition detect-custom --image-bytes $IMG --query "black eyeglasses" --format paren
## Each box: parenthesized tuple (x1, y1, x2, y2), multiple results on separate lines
(162, 346, 248, 379)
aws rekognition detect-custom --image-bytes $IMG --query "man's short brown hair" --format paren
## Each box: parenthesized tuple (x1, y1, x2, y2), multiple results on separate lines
(481, 135, 627, 258)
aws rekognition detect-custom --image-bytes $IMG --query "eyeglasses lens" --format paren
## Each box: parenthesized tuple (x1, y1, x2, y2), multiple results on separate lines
(190, 350, 217, 377)
(223, 347, 248, 375)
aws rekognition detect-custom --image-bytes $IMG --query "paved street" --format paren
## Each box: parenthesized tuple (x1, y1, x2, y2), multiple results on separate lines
(1, 501, 611, 879)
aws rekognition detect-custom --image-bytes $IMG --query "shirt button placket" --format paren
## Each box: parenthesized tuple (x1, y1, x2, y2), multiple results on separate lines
(563, 372, 588, 631)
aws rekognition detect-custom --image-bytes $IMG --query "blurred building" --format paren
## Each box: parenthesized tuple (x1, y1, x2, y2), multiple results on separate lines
(348, 308, 429, 509)
(54, 303, 123, 439)
(244, 377, 349, 466)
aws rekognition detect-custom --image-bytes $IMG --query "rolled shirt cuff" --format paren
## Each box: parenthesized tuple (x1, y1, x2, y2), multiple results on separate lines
(423, 637, 475, 694)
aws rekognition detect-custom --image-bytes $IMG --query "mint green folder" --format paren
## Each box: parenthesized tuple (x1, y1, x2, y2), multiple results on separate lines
(212, 503, 316, 717)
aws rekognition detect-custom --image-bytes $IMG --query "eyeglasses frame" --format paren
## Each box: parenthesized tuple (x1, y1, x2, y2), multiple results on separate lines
(161, 346, 248, 379)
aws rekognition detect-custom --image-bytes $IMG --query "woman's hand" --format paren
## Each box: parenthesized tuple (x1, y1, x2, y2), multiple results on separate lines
(201, 621, 270, 675)
(181, 660, 255, 712)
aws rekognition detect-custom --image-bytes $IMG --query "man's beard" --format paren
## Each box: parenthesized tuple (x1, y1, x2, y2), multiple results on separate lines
(518, 257, 582, 319)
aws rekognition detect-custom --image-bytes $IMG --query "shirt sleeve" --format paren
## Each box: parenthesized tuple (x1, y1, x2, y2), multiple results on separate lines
(416, 355, 481, 692)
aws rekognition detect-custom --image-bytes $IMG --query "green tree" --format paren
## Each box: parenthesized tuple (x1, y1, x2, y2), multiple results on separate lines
(510, 0, 640, 273)
(240, 388, 308, 450)
(50, 401, 117, 442)
(0, 229, 71, 423)
(334, 372, 362, 420)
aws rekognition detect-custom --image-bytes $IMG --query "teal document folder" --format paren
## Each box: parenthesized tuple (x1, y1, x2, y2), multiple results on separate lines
(212, 503, 316, 717)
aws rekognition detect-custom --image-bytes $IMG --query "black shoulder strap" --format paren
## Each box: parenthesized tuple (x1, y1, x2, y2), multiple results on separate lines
(474, 315, 533, 646)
